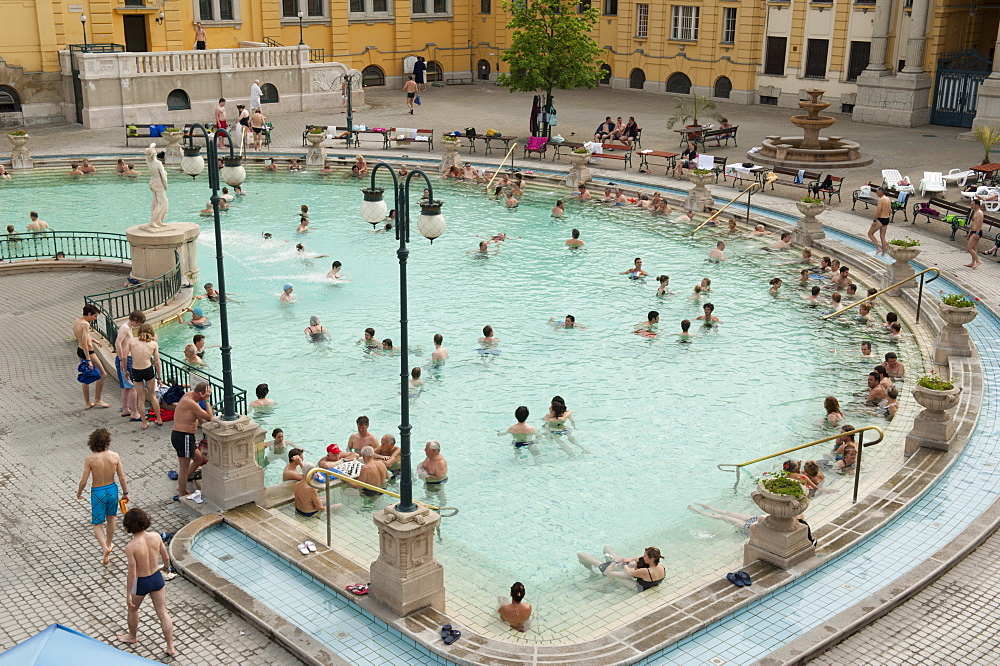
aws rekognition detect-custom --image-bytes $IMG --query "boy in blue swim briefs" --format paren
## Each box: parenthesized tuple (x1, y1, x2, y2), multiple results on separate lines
(77, 428, 129, 566)
(117, 507, 176, 656)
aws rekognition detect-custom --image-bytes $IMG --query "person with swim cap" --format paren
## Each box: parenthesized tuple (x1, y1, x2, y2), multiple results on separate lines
(280, 283, 294, 302)
(180, 307, 209, 328)
(499, 405, 539, 463)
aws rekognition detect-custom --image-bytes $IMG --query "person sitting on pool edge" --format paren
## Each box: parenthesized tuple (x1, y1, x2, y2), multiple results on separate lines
(497, 582, 533, 632)
(283, 448, 307, 482)
(577, 546, 665, 592)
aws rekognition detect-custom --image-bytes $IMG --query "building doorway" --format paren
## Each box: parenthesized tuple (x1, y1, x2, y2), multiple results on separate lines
(123, 15, 148, 52)
(931, 50, 991, 127)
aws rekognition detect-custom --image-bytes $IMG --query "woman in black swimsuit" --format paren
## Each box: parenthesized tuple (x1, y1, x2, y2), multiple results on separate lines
(578, 546, 665, 592)
(304, 315, 329, 342)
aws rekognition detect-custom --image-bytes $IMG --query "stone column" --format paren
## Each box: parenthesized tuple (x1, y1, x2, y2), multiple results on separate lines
(370, 504, 445, 617)
(901, 0, 929, 74)
(200, 414, 266, 512)
(127, 222, 200, 283)
(866, 0, 894, 73)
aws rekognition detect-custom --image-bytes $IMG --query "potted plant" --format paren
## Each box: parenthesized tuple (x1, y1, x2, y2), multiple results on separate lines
(886, 236, 922, 263)
(7, 129, 30, 159)
(305, 127, 326, 146)
(938, 293, 979, 326)
(570, 146, 592, 167)
(973, 126, 1000, 165)
(442, 135, 460, 153)
(162, 127, 183, 147)
(751, 472, 810, 522)
(912, 371, 962, 412)
(667, 94, 724, 139)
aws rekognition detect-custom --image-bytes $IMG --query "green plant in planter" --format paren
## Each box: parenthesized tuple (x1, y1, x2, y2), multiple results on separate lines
(308, 127, 325, 134)
(754, 472, 806, 499)
(163, 127, 182, 133)
(941, 293, 977, 308)
(800, 196, 823, 205)
(691, 168, 711, 175)
(8, 130, 28, 136)
(888, 237, 920, 248)
(666, 94, 724, 129)
(572, 147, 590, 154)
(916, 372, 954, 391)
(443, 135, 460, 142)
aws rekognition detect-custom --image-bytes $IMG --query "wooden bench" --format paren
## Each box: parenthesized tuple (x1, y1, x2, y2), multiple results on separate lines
(302, 124, 353, 147)
(388, 128, 434, 151)
(709, 156, 729, 183)
(446, 76, 474, 85)
(695, 125, 739, 150)
(125, 123, 176, 147)
(815, 175, 845, 203)
(770, 166, 823, 192)
(852, 184, 911, 222)
(595, 143, 633, 169)
(548, 140, 585, 160)
(909, 197, 1000, 240)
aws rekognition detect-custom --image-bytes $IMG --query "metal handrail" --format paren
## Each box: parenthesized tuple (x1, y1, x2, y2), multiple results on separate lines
(690, 172, 777, 235)
(484, 142, 519, 192)
(84, 251, 183, 344)
(717, 425, 885, 503)
(304, 467, 459, 547)
(822, 266, 940, 323)
(1, 231, 131, 263)
(158, 353, 248, 416)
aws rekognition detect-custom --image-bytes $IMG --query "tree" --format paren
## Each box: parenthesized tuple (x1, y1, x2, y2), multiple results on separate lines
(498, 0, 604, 138)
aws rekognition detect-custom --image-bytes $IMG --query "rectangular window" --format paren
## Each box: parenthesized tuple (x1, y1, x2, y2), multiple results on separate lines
(433, 0, 447, 11)
(307, 0, 323, 14)
(219, 0, 234, 19)
(372, 0, 388, 10)
(846, 41, 870, 81)
(350, 0, 364, 9)
(604, 0, 617, 15)
(199, 0, 213, 19)
(671, 6, 699, 41)
(764, 36, 786, 75)
(578, 0, 591, 10)
(481, 0, 490, 11)
(412, 0, 426, 11)
(636, 4, 648, 38)
(805, 38, 829, 78)
(722, 7, 736, 43)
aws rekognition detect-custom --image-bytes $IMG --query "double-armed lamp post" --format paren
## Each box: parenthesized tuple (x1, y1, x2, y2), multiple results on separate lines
(180, 125, 246, 421)
(359, 162, 446, 512)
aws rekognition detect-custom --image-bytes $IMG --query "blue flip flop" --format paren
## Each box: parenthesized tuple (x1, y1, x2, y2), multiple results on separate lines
(737, 571, 752, 587)
(172, 495, 180, 502)
(167, 471, 179, 480)
(443, 629, 461, 645)
(726, 572, 746, 587)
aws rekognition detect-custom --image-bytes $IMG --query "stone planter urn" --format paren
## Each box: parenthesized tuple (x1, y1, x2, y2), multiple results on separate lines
(744, 481, 814, 569)
(305, 131, 327, 167)
(791, 200, 827, 246)
(162, 130, 184, 166)
(7, 132, 32, 169)
(904, 383, 963, 455)
(685, 171, 715, 212)
(933, 303, 978, 364)
(565, 151, 592, 188)
(884, 243, 921, 294)
(439, 139, 460, 173)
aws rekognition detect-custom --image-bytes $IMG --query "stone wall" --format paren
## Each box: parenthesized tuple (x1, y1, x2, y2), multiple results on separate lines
(0, 57, 65, 128)
(60, 46, 364, 129)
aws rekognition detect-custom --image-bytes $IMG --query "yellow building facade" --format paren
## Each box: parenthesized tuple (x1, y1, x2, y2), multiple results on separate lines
(1, 0, 999, 127)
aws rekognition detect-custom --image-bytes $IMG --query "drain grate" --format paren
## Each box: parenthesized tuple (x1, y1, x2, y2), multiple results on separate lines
(335, 631, 350, 639)
(218, 554, 234, 562)
(922, 134, 937, 137)
(709, 658, 727, 665)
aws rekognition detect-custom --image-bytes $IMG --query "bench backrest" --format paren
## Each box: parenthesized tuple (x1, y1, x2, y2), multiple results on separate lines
(773, 165, 821, 179)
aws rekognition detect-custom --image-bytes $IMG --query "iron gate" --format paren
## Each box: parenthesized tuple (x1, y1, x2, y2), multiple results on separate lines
(931, 50, 992, 127)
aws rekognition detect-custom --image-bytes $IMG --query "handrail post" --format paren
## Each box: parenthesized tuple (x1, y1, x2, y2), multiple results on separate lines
(852, 430, 865, 504)
(325, 476, 332, 547)
(916, 272, 925, 324)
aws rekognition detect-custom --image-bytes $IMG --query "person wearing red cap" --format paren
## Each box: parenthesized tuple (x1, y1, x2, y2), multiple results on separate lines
(318, 443, 356, 470)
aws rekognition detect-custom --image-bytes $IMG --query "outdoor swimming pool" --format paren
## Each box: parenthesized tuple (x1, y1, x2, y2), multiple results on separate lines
(2, 168, 923, 639)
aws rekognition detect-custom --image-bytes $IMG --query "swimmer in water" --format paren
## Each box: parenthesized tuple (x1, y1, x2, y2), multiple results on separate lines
(700, 277, 712, 293)
(280, 283, 295, 303)
(304, 315, 329, 342)
(381, 338, 398, 352)
(468, 241, 495, 257)
(636, 310, 660, 334)
(183, 334, 208, 366)
(856, 301, 872, 322)
(574, 183, 592, 201)
(506, 193, 519, 208)
(798, 269, 811, 285)
(326, 261, 346, 280)
(621, 257, 649, 279)
(677, 318, 694, 342)
(550, 314, 585, 330)
(708, 241, 726, 262)
(802, 285, 821, 305)
(431, 333, 449, 366)
(697, 303, 721, 326)
(499, 405, 540, 462)
(552, 200, 565, 218)
(196, 283, 219, 302)
(179, 307, 210, 328)
(295, 243, 329, 259)
(566, 228, 585, 248)
(479, 325, 500, 347)
(296, 205, 310, 233)
(409, 366, 423, 391)
(544, 401, 588, 457)
(656, 275, 672, 296)
(357, 327, 380, 349)
(769, 277, 782, 295)
(690, 285, 704, 300)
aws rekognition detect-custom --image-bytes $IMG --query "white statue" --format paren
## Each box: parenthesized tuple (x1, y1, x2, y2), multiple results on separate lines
(140, 143, 170, 232)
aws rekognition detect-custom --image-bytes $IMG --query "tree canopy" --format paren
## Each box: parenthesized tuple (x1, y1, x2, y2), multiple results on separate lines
(498, 0, 605, 97)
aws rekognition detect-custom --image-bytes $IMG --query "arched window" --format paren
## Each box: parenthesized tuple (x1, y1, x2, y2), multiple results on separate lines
(714, 76, 732, 99)
(261, 83, 279, 104)
(426, 60, 444, 82)
(0, 85, 22, 112)
(166, 89, 191, 111)
(477, 59, 491, 80)
(599, 64, 612, 85)
(666, 72, 692, 94)
(362, 65, 385, 87)
(628, 68, 645, 90)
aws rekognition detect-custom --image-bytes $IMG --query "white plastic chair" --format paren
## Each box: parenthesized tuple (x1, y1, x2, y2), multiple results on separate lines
(962, 185, 996, 200)
(882, 169, 914, 193)
(942, 168, 975, 188)
(919, 172, 946, 198)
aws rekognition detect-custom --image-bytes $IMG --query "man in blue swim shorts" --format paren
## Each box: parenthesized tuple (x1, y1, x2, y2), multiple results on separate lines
(117, 507, 177, 656)
(77, 428, 129, 566)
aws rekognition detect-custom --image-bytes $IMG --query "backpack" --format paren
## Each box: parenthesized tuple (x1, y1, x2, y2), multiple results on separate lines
(466, 127, 477, 137)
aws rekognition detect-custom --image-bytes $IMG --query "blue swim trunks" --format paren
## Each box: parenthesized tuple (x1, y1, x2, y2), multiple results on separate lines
(91, 482, 119, 525)
(116, 356, 134, 389)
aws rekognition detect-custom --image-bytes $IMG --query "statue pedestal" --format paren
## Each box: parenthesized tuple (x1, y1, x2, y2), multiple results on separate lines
(127, 222, 200, 282)
(201, 414, 266, 512)
(370, 504, 445, 617)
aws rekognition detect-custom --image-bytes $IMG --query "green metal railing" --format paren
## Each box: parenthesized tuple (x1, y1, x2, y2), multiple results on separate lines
(84, 251, 183, 344)
(158, 353, 248, 415)
(1, 231, 131, 263)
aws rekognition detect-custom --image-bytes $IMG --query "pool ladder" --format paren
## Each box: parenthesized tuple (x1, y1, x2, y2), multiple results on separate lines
(305, 467, 459, 547)
(690, 171, 778, 235)
(717, 426, 885, 503)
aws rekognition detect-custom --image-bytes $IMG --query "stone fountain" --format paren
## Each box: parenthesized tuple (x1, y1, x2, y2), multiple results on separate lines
(753, 89, 872, 169)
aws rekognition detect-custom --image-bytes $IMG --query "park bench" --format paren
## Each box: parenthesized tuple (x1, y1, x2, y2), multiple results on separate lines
(388, 128, 435, 151)
(125, 123, 176, 147)
(548, 140, 585, 160)
(708, 156, 729, 183)
(694, 125, 739, 150)
(853, 183, 911, 222)
(910, 197, 1000, 240)
(815, 175, 845, 203)
(446, 76, 474, 85)
(596, 143, 633, 169)
(770, 166, 823, 193)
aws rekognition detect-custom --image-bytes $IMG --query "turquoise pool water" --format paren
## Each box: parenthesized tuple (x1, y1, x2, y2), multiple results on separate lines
(2, 170, 921, 597)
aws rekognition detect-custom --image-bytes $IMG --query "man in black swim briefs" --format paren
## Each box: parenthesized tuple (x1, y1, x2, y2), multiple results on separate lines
(867, 187, 892, 255)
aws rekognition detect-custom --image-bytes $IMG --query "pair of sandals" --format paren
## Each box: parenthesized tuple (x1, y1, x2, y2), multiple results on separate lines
(296, 541, 317, 555)
(440, 624, 461, 645)
(726, 571, 753, 587)
(346, 583, 369, 596)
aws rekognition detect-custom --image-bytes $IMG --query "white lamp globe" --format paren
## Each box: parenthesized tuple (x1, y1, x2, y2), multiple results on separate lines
(361, 187, 389, 227)
(221, 157, 246, 187)
(417, 201, 445, 243)
(181, 146, 205, 179)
